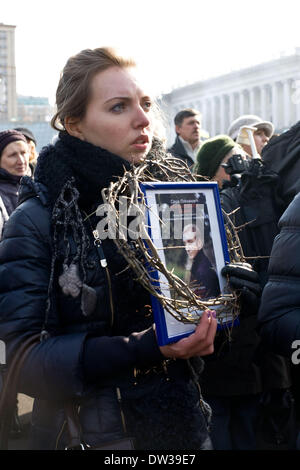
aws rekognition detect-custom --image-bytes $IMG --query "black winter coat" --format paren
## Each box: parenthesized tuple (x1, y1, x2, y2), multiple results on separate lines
(0, 168, 21, 238)
(220, 164, 281, 285)
(199, 164, 291, 396)
(0, 168, 21, 216)
(0, 196, 8, 239)
(262, 120, 300, 212)
(168, 136, 194, 168)
(0, 137, 210, 450)
(258, 192, 300, 357)
(190, 249, 220, 299)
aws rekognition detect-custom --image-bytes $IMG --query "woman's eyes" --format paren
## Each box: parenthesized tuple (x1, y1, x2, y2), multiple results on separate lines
(110, 100, 153, 113)
(111, 102, 126, 113)
(143, 101, 152, 111)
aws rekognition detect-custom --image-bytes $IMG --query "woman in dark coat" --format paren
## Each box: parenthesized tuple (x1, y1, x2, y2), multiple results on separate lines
(0, 47, 218, 450)
(0, 129, 30, 238)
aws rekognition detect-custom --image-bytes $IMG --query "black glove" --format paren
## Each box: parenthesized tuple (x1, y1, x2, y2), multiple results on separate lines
(221, 262, 262, 316)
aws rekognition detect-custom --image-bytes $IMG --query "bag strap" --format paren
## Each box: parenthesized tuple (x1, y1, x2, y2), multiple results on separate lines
(64, 402, 86, 449)
(0, 333, 40, 450)
(64, 387, 128, 450)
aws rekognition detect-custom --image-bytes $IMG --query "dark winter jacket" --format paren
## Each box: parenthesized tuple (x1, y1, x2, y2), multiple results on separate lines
(258, 192, 300, 358)
(168, 136, 195, 168)
(0, 136, 210, 450)
(0, 168, 22, 216)
(0, 168, 23, 239)
(262, 120, 300, 212)
(220, 162, 281, 286)
(0, 196, 8, 239)
(190, 249, 220, 299)
(199, 162, 291, 396)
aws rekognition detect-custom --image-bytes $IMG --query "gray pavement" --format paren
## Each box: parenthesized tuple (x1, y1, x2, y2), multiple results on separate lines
(8, 394, 33, 450)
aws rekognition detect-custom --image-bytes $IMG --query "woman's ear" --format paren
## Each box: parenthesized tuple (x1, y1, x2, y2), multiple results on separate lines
(65, 117, 85, 140)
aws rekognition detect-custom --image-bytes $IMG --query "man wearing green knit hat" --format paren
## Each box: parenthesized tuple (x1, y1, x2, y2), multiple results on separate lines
(193, 134, 247, 188)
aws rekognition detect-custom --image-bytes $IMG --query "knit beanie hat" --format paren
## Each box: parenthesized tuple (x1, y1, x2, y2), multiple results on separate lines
(194, 135, 236, 179)
(0, 129, 27, 157)
(14, 127, 37, 145)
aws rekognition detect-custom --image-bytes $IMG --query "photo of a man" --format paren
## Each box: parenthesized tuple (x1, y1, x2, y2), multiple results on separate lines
(142, 182, 231, 343)
(183, 224, 220, 299)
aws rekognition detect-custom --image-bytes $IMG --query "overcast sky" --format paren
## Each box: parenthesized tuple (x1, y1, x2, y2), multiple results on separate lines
(2, 0, 300, 104)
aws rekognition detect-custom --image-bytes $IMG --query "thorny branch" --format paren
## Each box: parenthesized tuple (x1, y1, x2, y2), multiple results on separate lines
(100, 146, 244, 330)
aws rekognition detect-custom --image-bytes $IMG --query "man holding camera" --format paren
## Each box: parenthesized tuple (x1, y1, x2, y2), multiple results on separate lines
(193, 134, 248, 188)
(193, 134, 292, 450)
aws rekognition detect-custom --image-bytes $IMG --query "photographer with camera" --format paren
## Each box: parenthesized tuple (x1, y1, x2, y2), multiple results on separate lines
(193, 135, 292, 450)
(193, 134, 249, 188)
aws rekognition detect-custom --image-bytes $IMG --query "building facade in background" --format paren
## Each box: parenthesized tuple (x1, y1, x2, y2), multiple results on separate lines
(17, 95, 54, 123)
(161, 50, 300, 145)
(0, 23, 56, 150)
(2, 21, 300, 149)
(0, 23, 17, 121)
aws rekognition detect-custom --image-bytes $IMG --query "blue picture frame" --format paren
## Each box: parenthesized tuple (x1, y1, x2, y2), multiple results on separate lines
(140, 181, 232, 346)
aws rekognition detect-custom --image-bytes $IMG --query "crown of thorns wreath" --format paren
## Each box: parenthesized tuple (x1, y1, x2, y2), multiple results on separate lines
(94, 146, 245, 332)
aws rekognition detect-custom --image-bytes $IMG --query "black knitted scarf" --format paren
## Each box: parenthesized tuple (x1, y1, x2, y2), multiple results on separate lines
(34, 133, 167, 334)
(34, 132, 141, 332)
(35, 131, 133, 209)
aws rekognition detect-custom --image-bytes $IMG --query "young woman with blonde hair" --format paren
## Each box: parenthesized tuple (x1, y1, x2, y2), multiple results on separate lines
(0, 47, 217, 450)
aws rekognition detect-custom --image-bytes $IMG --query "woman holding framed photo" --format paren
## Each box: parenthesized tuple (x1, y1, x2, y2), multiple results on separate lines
(0, 47, 220, 450)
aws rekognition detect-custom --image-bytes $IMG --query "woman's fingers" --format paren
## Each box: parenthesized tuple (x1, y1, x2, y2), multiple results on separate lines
(188, 309, 217, 356)
(159, 309, 217, 359)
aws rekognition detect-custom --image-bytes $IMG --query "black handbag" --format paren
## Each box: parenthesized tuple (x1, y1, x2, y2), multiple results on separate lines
(64, 389, 135, 450)
(256, 389, 297, 449)
(0, 333, 135, 451)
(0, 335, 135, 450)
(0, 334, 40, 450)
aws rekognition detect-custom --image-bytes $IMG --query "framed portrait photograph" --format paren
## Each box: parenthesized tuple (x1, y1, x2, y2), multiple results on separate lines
(140, 181, 232, 346)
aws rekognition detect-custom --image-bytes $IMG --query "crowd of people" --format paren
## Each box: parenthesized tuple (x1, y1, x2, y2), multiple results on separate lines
(168, 108, 299, 450)
(0, 46, 299, 451)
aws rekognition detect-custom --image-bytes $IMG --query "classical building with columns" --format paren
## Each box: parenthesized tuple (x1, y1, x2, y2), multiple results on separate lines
(160, 49, 300, 145)
(0, 23, 17, 121)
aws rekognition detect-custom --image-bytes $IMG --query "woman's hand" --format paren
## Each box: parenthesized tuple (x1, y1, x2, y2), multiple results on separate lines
(159, 309, 217, 359)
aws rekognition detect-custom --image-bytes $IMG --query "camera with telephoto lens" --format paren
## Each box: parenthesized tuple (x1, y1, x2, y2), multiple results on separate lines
(221, 154, 250, 186)
(222, 154, 249, 176)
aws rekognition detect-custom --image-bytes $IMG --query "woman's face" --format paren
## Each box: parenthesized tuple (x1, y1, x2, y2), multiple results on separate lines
(0, 140, 30, 176)
(213, 153, 232, 188)
(70, 66, 154, 163)
(254, 129, 269, 155)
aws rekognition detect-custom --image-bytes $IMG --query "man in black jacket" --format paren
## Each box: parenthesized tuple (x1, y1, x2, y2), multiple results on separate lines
(183, 223, 220, 299)
(168, 108, 202, 168)
(194, 136, 292, 449)
(262, 120, 300, 212)
(258, 120, 300, 448)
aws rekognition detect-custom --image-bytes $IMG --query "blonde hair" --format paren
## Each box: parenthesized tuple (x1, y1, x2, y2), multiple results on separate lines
(51, 47, 136, 131)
